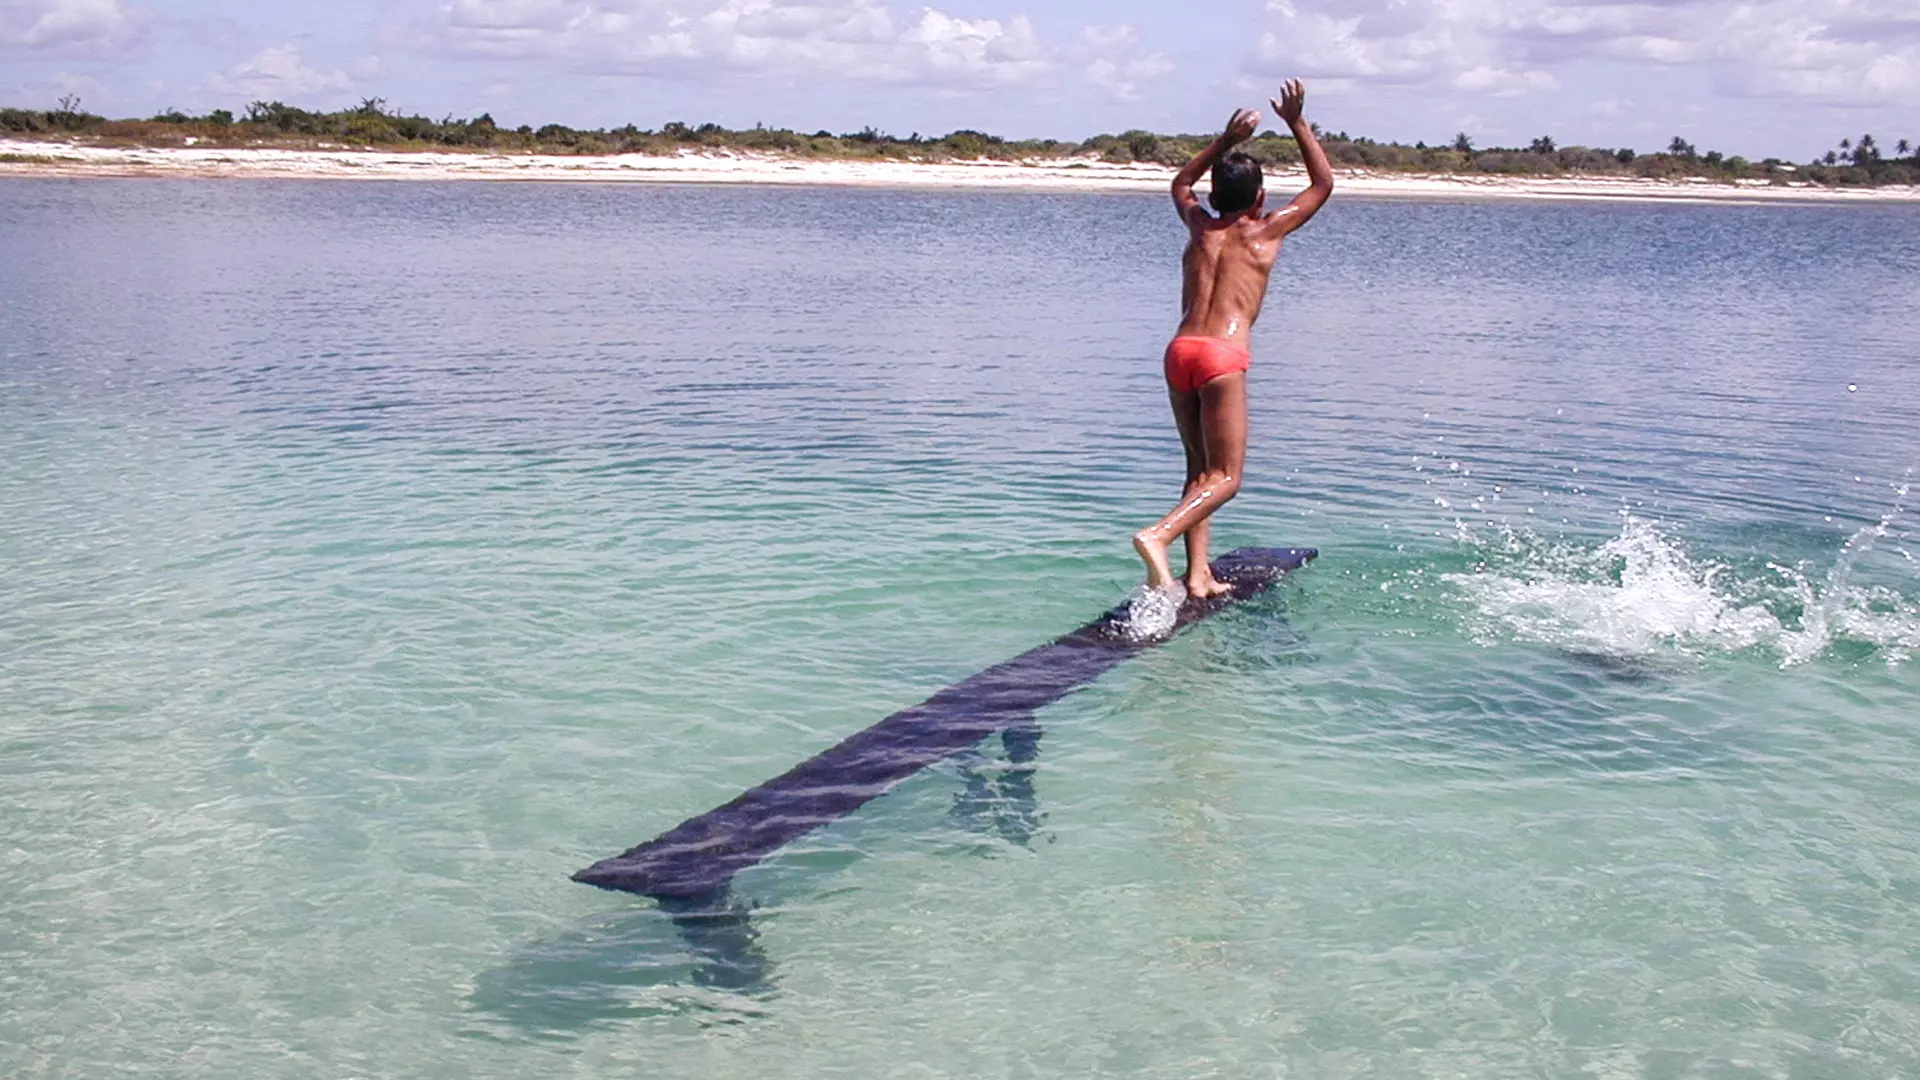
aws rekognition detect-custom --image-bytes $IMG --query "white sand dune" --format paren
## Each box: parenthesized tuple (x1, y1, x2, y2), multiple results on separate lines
(5, 138, 1917, 205)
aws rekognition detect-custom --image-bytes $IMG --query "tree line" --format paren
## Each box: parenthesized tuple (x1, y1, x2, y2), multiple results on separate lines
(4, 95, 1916, 188)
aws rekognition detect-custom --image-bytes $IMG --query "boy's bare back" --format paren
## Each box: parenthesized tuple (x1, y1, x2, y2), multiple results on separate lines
(1176, 212, 1284, 344)
(1171, 83, 1335, 348)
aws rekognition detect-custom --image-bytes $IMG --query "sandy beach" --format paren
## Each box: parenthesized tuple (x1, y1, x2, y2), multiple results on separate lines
(5, 136, 1918, 204)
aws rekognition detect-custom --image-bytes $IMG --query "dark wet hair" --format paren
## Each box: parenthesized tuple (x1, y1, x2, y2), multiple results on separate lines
(1210, 152, 1263, 214)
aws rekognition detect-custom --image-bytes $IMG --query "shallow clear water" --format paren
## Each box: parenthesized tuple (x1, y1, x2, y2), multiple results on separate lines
(3, 179, 1919, 1078)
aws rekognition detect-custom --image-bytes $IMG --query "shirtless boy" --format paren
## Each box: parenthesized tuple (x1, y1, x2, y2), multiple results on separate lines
(1132, 78, 1334, 599)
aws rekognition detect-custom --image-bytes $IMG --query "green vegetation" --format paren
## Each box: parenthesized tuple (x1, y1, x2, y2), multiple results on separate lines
(1, 94, 102, 133)
(3, 96, 1916, 188)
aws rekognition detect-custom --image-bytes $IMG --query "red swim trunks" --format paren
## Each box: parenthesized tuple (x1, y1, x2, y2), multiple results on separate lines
(1162, 336, 1250, 394)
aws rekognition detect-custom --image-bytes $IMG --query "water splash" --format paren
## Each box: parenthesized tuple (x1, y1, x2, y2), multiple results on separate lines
(1777, 482, 1912, 665)
(1446, 498, 1918, 667)
(1119, 583, 1186, 642)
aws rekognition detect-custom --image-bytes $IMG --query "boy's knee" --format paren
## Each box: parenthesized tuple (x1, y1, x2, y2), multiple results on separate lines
(1197, 470, 1240, 501)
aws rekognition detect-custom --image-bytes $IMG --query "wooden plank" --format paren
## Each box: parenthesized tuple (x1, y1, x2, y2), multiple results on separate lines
(573, 547, 1317, 899)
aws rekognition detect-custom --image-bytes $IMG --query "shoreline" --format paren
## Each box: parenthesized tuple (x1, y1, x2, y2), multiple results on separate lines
(5, 138, 1918, 205)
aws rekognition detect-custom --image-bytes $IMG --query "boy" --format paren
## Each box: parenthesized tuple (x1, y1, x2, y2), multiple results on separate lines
(1132, 78, 1333, 600)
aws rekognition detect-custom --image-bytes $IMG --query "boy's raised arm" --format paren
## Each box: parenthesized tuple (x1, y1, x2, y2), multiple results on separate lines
(1267, 78, 1334, 235)
(1172, 108, 1260, 223)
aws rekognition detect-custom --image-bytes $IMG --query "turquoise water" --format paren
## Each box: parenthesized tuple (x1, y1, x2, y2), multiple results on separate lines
(4, 179, 1919, 1078)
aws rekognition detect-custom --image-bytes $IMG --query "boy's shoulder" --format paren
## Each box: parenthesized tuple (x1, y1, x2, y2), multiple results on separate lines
(1191, 210, 1281, 241)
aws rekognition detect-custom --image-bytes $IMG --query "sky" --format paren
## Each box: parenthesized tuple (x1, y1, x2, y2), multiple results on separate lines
(2, 0, 1915, 160)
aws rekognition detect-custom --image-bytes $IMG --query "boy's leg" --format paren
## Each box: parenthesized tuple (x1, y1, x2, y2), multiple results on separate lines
(1187, 374, 1247, 598)
(1171, 389, 1229, 599)
(1175, 405, 1205, 588)
(1133, 373, 1247, 590)
(1133, 388, 1205, 590)
(1184, 520, 1225, 598)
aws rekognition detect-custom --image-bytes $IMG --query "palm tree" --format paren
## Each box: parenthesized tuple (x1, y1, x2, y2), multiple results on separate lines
(1528, 135, 1556, 154)
(1899, 138, 1913, 158)
(1452, 132, 1474, 154)
(1668, 136, 1696, 158)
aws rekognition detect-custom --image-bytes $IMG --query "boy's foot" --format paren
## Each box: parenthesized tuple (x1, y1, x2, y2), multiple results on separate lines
(1132, 530, 1178, 588)
(1184, 571, 1233, 599)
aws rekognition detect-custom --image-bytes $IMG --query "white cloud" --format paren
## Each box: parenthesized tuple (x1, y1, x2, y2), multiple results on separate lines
(1454, 64, 1558, 96)
(1075, 24, 1173, 102)
(49, 69, 108, 99)
(429, 0, 1052, 88)
(0, 0, 141, 53)
(905, 8, 1044, 86)
(208, 44, 354, 101)
(1707, 3, 1920, 104)
(1245, 0, 1920, 107)
(1246, 0, 1557, 96)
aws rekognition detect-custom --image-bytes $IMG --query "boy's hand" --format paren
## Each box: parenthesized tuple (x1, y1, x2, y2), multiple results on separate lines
(1271, 78, 1306, 125)
(1223, 108, 1259, 143)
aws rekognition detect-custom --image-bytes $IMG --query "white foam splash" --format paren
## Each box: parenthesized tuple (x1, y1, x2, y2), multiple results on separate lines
(1777, 483, 1912, 666)
(1446, 503, 1919, 667)
(1121, 583, 1187, 642)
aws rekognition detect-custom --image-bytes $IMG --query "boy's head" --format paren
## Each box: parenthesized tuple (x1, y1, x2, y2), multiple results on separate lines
(1209, 152, 1264, 214)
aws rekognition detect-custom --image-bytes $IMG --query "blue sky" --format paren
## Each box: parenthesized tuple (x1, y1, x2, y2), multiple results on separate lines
(3, 0, 1915, 159)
